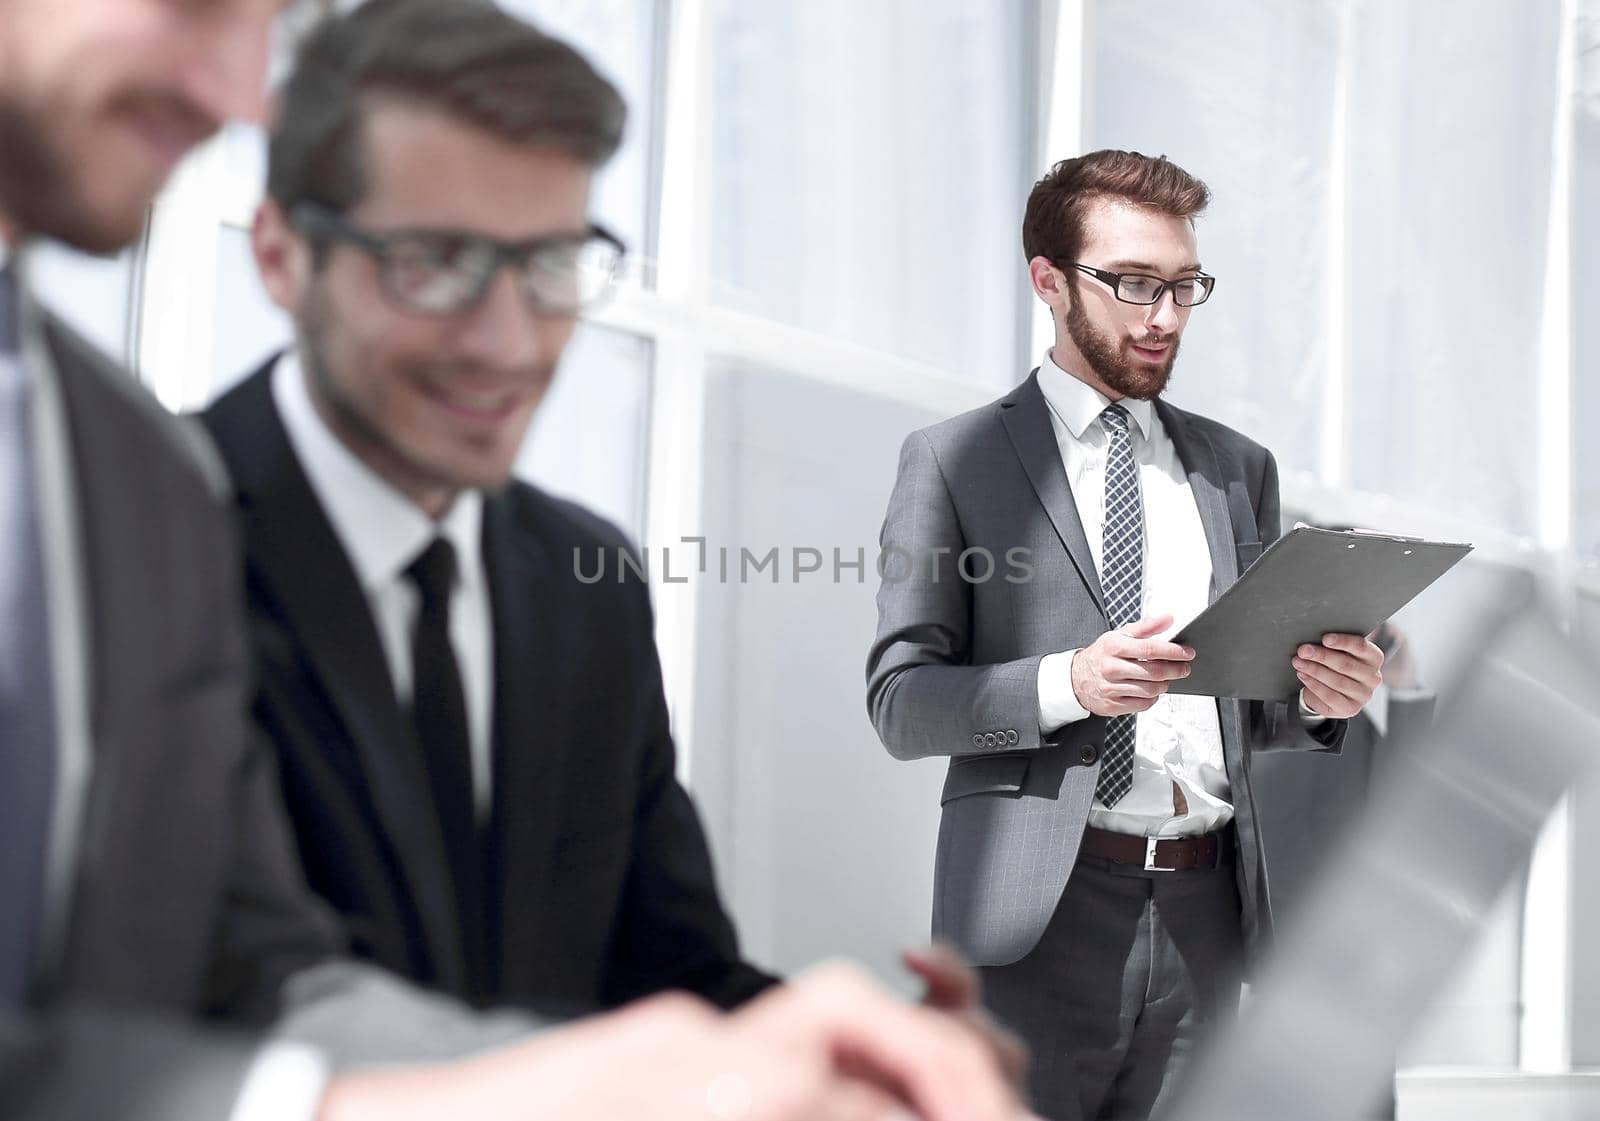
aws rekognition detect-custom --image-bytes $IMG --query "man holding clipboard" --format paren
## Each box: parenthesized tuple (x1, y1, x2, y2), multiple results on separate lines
(867, 150, 1386, 1121)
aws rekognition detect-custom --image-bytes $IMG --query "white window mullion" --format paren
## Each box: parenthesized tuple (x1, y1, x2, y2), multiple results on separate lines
(1537, 0, 1575, 558)
(1522, 0, 1580, 1073)
(1321, 0, 1354, 491)
(645, 0, 713, 787)
(1030, 0, 1086, 363)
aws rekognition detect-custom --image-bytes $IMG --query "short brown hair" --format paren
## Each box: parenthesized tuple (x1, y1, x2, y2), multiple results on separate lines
(1021, 149, 1210, 264)
(268, 0, 626, 215)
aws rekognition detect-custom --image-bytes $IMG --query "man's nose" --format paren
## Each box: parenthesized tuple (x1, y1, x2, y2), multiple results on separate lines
(455, 267, 566, 370)
(1145, 288, 1181, 333)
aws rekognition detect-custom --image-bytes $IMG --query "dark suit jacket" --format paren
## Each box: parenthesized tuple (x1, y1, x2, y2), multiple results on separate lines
(200, 363, 775, 1014)
(867, 372, 1345, 967)
(2, 315, 344, 1119)
(1253, 689, 1436, 922)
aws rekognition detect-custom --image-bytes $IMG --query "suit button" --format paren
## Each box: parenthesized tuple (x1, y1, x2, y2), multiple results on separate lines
(972, 734, 984, 747)
(984, 733, 997, 747)
(1006, 730, 1019, 746)
(1080, 744, 1100, 764)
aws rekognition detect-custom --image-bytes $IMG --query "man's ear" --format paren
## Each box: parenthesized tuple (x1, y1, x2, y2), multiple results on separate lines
(252, 197, 310, 312)
(1028, 255, 1065, 306)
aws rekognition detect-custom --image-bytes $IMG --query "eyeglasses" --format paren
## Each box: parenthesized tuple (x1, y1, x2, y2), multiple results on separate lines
(1063, 262, 1216, 307)
(291, 203, 626, 316)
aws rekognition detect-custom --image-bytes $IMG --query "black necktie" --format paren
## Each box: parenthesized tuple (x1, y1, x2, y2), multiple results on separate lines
(1, 265, 58, 1006)
(404, 536, 486, 995)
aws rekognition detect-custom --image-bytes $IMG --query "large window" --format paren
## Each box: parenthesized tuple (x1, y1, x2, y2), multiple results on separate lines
(499, 0, 660, 255)
(1082, 0, 1343, 481)
(1341, 0, 1562, 540)
(707, 0, 1036, 384)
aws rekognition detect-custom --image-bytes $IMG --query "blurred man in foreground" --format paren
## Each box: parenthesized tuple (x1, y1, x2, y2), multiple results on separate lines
(0, 1, 1022, 1119)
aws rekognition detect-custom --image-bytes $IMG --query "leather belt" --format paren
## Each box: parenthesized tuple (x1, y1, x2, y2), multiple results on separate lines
(1079, 825, 1229, 872)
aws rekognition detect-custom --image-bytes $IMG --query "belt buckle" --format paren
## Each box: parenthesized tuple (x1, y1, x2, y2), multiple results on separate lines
(1144, 836, 1170, 872)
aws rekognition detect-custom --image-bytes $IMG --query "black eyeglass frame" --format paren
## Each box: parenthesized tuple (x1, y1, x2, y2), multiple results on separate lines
(1062, 261, 1216, 307)
(289, 202, 627, 316)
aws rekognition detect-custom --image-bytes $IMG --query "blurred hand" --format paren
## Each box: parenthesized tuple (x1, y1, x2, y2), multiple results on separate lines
(317, 989, 898, 1121)
(1377, 625, 1419, 691)
(735, 961, 1024, 1121)
(1294, 632, 1384, 719)
(318, 962, 1026, 1121)
(903, 943, 1028, 1088)
(1070, 613, 1194, 717)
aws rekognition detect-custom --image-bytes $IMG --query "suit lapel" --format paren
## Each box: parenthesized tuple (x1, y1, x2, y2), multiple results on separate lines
(482, 492, 574, 978)
(999, 372, 1106, 616)
(202, 365, 468, 987)
(1156, 399, 1238, 603)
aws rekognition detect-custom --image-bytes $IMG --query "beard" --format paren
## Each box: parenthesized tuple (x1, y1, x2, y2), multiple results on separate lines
(0, 100, 134, 253)
(1064, 285, 1180, 401)
(0, 87, 215, 254)
(297, 278, 396, 470)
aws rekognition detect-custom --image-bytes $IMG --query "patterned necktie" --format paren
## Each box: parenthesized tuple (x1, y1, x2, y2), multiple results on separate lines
(0, 265, 58, 1005)
(1095, 403, 1144, 807)
(405, 536, 486, 996)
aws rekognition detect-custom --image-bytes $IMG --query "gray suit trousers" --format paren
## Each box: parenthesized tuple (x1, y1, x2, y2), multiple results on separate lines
(979, 849, 1243, 1121)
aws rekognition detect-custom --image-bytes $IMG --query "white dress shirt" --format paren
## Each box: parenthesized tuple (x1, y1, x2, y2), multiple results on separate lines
(273, 352, 495, 818)
(1033, 348, 1232, 838)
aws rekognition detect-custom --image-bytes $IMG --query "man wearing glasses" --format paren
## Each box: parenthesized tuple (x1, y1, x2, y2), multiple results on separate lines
(0, 0, 1018, 1112)
(200, 0, 775, 1015)
(867, 149, 1385, 1120)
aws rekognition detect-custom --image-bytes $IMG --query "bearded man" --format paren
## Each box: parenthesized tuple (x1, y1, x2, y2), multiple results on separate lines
(866, 149, 1385, 1121)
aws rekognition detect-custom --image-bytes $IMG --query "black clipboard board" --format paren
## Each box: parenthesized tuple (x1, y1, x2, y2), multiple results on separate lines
(1168, 526, 1472, 702)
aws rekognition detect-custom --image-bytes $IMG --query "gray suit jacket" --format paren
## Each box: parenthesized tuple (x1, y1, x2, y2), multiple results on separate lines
(866, 372, 1344, 968)
(1, 304, 536, 1120)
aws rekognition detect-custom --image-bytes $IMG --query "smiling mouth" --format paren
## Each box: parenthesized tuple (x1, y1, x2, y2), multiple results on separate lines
(420, 384, 522, 423)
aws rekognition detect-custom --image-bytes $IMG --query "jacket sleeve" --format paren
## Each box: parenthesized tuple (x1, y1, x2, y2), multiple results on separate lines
(603, 562, 778, 1011)
(0, 1011, 263, 1121)
(195, 482, 349, 1027)
(1385, 690, 1437, 748)
(866, 430, 1083, 761)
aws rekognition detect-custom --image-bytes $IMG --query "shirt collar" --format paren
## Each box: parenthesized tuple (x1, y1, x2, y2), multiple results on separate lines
(1038, 346, 1154, 442)
(272, 350, 483, 594)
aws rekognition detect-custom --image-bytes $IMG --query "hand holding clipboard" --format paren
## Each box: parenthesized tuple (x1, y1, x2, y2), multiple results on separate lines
(1167, 526, 1472, 703)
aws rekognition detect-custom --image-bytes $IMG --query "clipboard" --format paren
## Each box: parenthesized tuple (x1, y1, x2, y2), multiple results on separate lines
(1167, 526, 1472, 702)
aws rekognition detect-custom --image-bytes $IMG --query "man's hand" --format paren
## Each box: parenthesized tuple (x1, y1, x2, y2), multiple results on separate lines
(903, 943, 1028, 1088)
(1294, 632, 1384, 719)
(737, 961, 1023, 1121)
(1070, 613, 1194, 717)
(317, 962, 1026, 1121)
(1375, 623, 1419, 691)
